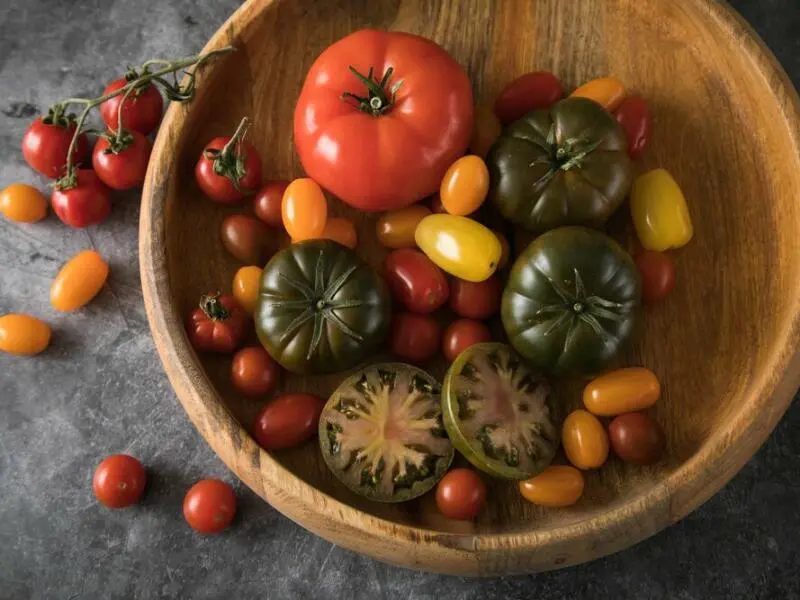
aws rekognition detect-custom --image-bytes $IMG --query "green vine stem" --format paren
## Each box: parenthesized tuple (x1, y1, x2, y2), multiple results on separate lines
(204, 116, 252, 192)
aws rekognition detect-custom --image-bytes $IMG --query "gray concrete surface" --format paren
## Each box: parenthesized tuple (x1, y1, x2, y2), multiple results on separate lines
(1, 1, 798, 598)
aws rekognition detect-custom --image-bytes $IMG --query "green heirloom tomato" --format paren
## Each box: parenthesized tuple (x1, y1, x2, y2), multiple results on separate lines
(256, 240, 391, 374)
(487, 97, 633, 233)
(501, 227, 641, 376)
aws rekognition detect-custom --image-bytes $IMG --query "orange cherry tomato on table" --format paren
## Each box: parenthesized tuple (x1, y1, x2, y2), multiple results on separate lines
(570, 76, 625, 112)
(231, 346, 280, 398)
(584, 367, 661, 416)
(384, 249, 449, 314)
(519, 465, 585, 508)
(0, 183, 47, 223)
(281, 178, 327, 241)
(51, 169, 112, 228)
(322, 217, 358, 249)
(92, 454, 146, 509)
(614, 95, 652, 159)
(232, 266, 263, 314)
(389, 312, 441, 363)
(442, 319, 492, 363)
(50, 249, 109, 312)
(436, 468, 487, 520)
(440, 155, 490, 216)
(195, 120, 262, 204)
(92, 130, 152, 191)
(635, 251, 676, 304)
(494, 71, 563, 125)
(100, 78, 164, 135)
(253, 180, 290, 228)
(469, 105, 502, 158)
(562, 410, 610, 470)
(220, 214, 273, 265)
(186, 293, 249, 354)
(183, 479, 237, 534)
(449, 276, 501, 320)
(0, 314, 51, 356)
(22, 115, 89, 179)
(608, 412, 666, 465)
(252, 393, 325, 450)
(376, 205, 431, 249)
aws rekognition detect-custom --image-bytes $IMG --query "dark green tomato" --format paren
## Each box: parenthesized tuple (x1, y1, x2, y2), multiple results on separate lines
(487, 97, 633, 233)
(255, 240, 391, 374)
(501, 227, 641, 376)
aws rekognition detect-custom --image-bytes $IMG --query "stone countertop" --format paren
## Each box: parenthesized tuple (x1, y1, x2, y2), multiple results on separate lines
(1, 1, 798, 598)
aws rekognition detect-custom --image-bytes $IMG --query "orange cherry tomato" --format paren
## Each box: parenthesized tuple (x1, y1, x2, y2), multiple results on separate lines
(92, 454, 147, 509)
(493, 230, 511, 269)
(183, 479, 237, 534)
(583, 367, 661, 416)
(519, 465, 585, 508)
(232, 266, 263, 314)
(281, 178, 327, 241)
(0, 314, 51, 356)
(376, 205, 431, 249)
(469, 105, 502, 158)
(322, 216, 358, 249)
(50, 250, 109, 312)
(440, 155, 489, 216)
(562, 409, 609, 470)
(0, 183, 47, 223)
(570, 76, 625, 112)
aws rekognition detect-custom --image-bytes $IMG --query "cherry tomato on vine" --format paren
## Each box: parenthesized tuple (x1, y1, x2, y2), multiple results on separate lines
(252, 393, 325, 450)
(50, 250, 109, 312)
(322, 217, 358, 249)
(183, 479, 237, 534)
(92, 131, 152, 191)
(440, 155, 490, 216)
(389, 312, 441, 363)
(615, 95, 652, 159)
(494, 72, 563, 125)
(469, 105, 502, 158)
(442, 319, 492, 363)
(195, 120, 262, 203)
(450, 276, 501, 319)
(635, 251, 676, 304)
(384, 249, 449, 314)
(281, 178, 328, 241)
(186, 293, 249, 354)
(92, 454, 146, 509)
(0, 183, 47, 223)
(51, 169, 112, 228)
(231, 346, 280, 398)
(22, 116, 89, 179)
(100, 78, 164, 135)
(436, 468, 487, 520)
(570, 76, 625, 112)
(0, 314, 51, 356)
(253, 180, 289, 228)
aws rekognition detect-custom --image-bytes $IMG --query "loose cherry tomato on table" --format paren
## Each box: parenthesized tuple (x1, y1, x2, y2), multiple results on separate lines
(0, 314, 51, 356)
(376, 205, 431, 249)
(0, 183, 47, 223)
(195, 118, 262, 203)
(469, 105, 502, 158)
(435, 468, 487, 520)
(252, 393, 324, 450)
(570, 76, 626, 112)
(440, 155, 490, 216)
(92, 454, 146, 509)
(186, 293, 249, 354)
(183, 479, 237, 534)
(100, 78, 164, 135)
(635, 251, 677, 304)
(614, 95, 652, 159)
(322, 217, 358, 249)
(281, 178, 327, 241)
(442, 319, 492, 363)
(231, 346, 280, 398)
(50, 249, 109, 312)
(22, 115, 89, 179)
(51, 169, 112, 228)
(494, 71, 563, 125)
(232, 266, 263, 314)
(449, 276, 501, 320)
(519, 465, 585, 508)
(584, 367, 661, 416)
(608, 412, 666, 465)
(92, 130, 152, 191)
(384, 249, 449, 314)
(389, 312, 441, 363)
(562, 410, 609, 470)
(220, 214, 273, 265)
(253, 180, 289, 228)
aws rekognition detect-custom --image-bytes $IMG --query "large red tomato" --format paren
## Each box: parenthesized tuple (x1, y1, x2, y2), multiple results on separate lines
(294, 29, 473, 212)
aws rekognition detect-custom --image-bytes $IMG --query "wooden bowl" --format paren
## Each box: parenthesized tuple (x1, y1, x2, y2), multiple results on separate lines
(140, 0, 800, 575)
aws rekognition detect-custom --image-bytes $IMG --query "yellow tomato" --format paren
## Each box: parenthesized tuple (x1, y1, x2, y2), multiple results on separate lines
(376, 205, 431, 249)
(322, 217, 358, 249)
(570, 76, 625, 111)
(519, 466, 585, 508)
(233, 266, 263, 314)
(440, 155, 490, 216)
(583, 367, 661, 416)
(50, 250, 109, 312)
(0, 314, 51, 355)
(630, 168, 693, 251)
(0, 183, 47, 223)
(562, 409, 609, 470)
(414, 214, 501, 282)
(281, 178, 327, 241)
(469, 105, 502, 158)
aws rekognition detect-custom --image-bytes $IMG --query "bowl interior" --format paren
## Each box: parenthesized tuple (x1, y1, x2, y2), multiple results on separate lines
(153, 0, 800, 542)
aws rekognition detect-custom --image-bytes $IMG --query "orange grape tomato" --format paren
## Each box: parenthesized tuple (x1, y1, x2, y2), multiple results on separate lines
(583, 367, 661, 416)
(440, 155, 490, 216)
(469, 105, 502, 158)
(376, 205, 431, 249)
(570, 76, 625, 112)
(519, 465, 585, 508)
(232, 265, 263, 314)
(50, 249, 109, 312)
(322, 217, 358, 249)
(562, 409, 609, 470)
(281, 178, 327, 241)
(0, 183, 47, 223)
(0, 314, 52, 356)
(493, 230, 511, 269)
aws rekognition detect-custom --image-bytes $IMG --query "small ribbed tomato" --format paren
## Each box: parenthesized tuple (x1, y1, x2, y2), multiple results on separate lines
(50, 249, 109, 312)
(281, 178, 327, 241)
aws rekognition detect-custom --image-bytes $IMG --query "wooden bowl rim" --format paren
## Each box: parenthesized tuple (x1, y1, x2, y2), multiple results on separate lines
(140, 0, 800, 573)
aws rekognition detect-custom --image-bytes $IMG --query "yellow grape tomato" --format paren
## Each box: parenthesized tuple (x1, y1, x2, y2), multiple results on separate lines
(519, 465, 585, 508)
(630, 168, 693, 251)
(233, 266, 263, 314)
(583, 367, 660, 416)
(0, 183, 47, 223)
(50, 250, 109, 312)
(562, 409, 609, 470)
(440, 155, 489, 216)
(0, 314, 51, 356)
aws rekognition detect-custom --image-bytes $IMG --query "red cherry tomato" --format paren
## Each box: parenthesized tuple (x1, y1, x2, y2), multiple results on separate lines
(449, 276, 501, 319)
(186, 293, 250, 354)
(91, 131, 152, 191)
(442, 319, 492, 363)
(384, 249, 449, 314)
(389, 312, 441, 363)
(252, 393, 325, 450)
(494, 72, 563, 125)
(615, 95, 652, 159)
(100, 78, 164, 135)
(22, 117, 89, 179)
(51, 169, 112, 228)
(195, 135, 262, 204)
(92, 454, 146, 509)
(253, 180, 289, 228)
(183, 479, 237, 534)
(635, 251, 676, 304)
(231, 347, 280, 397)
(435, 468, 487, 520)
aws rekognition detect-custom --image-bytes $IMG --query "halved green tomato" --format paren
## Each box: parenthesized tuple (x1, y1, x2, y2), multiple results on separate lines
(442, 343, 559, 479)
(319, 363, 454, 502)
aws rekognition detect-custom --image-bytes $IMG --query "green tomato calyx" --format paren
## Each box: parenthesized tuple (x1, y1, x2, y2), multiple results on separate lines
(342, 66, 404, 117)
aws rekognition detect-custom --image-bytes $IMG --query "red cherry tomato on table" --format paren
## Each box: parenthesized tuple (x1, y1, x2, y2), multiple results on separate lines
(100, 78, 164, 135)
(635, 251, 676, 304)
(92, 131, 152, 190)
(449, 276, 501, 319)
(436, 468, 487, 520)
(195, 123, 262, 204)
(92, 454, 146, 509)
(615, 95, 652, 159)
(183, 479, 237, 534)
(51, 169, 112, 228)
(384, 249, 449, 314)
(22, 117, 89, 179)
(186, 293, 249, 354)
(389, 312, 441, 363)
(252, 393, 325, 450)
(442, 319, 492, 363)
(253, 180, 289, 228)
(494, 72, 563, 125)
(231, 347, 280, 397)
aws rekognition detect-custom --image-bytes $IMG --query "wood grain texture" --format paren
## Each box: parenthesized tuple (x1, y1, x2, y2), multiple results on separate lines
(139, 0, 800, 575)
